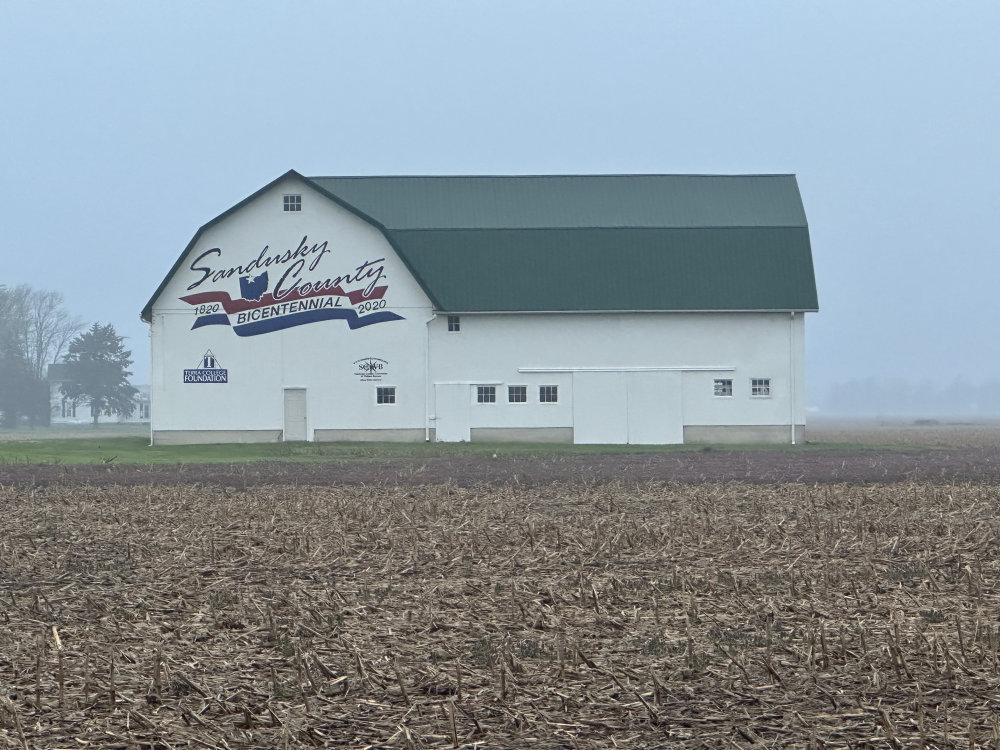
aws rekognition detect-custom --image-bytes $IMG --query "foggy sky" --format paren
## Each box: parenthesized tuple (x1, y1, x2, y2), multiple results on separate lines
(2, 1, 998, 412)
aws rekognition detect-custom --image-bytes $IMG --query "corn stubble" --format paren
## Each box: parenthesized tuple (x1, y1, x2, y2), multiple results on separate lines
(1, 480, 999, 748)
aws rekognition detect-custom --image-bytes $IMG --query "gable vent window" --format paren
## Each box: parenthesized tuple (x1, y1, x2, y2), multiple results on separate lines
(283, 194, 302, 212)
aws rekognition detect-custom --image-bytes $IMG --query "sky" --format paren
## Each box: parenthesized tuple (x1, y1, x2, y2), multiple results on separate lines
(2, 1, 998, 412)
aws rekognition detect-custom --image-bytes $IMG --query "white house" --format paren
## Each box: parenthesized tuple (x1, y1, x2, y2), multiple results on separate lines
(47, 364, 150, 424)
(141, 171, 818, 445)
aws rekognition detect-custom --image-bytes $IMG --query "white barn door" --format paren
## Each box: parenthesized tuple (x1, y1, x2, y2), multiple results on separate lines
(573, 371, 683, 445)
(573, 372, 628, 444)
(626, 371, 683, 444)
(283, 388, 308, 441)
(435, 384, 471, 442)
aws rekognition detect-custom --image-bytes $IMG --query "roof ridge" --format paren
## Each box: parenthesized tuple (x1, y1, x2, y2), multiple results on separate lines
(386, 224, 808, 231)
(310, 173, 798, 179)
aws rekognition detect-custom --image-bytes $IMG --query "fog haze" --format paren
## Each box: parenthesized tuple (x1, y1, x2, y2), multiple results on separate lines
(2, 1, 997, 416)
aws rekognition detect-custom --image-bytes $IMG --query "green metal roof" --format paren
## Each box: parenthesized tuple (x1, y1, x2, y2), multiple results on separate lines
(142, 171, 818, 321)
(380, 227, 816, 312)
(308, 173, 817, 312)
(309, 174, 809, 229)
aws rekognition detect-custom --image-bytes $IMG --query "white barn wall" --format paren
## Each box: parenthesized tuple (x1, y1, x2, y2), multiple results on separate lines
(150, 177, 433, 443)
(426, 312, 805, 442)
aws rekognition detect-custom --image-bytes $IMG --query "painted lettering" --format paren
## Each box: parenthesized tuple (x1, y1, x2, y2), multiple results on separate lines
(234, 295, 338, 325)
(187, 236, 332, 292)
(271, 257, 387, 302)
(187, 248, 222, 290)
(353, 260, 387, 297)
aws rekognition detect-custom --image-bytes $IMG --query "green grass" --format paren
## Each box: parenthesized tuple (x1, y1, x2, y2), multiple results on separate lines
(0, 434, 904, 466)
(0, 437, 689, 465)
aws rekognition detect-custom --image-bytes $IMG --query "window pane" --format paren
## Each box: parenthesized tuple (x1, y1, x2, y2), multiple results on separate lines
(477, 385, 495, 403)
(539, 385, 558, 403)
(508, 386, 526, 403)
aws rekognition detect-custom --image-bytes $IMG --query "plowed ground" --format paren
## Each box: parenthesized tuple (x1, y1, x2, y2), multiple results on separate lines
(2, 443, 1000, 488)
(4, 424, 1000, 747)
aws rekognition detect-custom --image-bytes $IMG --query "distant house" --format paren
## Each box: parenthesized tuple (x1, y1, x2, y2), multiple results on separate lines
(46, 363, 150, 424)
(142, 170, 818, 445)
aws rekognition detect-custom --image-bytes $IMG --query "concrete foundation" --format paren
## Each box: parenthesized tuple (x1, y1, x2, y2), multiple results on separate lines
(152, 424, 808, 446)
(152, 430, 283, 445)
(683, 424, 805, 445)
(314, 428, 431, 443)
(469, 427, 574, 443)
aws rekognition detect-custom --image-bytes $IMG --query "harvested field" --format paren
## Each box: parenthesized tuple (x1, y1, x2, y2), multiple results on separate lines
(3, 480, 1000, 748)
(4, 443, 1000, 487)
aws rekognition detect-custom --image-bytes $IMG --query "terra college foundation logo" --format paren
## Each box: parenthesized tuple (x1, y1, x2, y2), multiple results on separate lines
(183, 350, 229, 383)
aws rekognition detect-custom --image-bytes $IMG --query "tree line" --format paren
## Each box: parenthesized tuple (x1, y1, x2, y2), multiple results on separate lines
(0, 284, 137, 427)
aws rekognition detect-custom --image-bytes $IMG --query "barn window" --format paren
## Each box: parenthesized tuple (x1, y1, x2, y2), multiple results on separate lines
(477, 386, 496, 403)
(508, 385, 527, 403)
(447, 315, 461, 332)
(713, 379, 733, 397)
(539, 385, 558, 403)
(751, 378, 771, 397)
(376, 386, 396, 404)
(283, 194, 302, 212)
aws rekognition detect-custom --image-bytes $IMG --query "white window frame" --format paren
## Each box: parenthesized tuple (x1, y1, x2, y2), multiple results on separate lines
(713, 378, 733, 398)
(476, 385, 496, 404)
(508, 385, 527, 404)
(750, 378, 772, 398)
(376, 386, 397, 405)
(447, 315, 461, 332)
(539, 385, 559, 403)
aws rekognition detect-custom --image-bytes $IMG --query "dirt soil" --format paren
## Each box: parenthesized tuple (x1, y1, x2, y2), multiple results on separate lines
(3, 445, 1000, 487)
(3, 481, 1000, 748)
(4, 432, 1000, 747)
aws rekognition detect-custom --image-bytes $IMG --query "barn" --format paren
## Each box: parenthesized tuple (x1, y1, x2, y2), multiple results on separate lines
(141, 170, 818, 445)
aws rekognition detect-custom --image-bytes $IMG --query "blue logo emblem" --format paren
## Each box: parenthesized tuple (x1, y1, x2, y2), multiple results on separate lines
(183, 350, 229, 383)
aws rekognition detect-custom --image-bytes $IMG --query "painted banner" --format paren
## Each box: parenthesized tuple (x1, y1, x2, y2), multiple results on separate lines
(181, 236, 404, 336)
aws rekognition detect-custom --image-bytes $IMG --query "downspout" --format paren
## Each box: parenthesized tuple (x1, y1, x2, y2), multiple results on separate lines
(789, 311, 796, 445)
(425, 313, 436, 441)
(148, 316, 154, 447)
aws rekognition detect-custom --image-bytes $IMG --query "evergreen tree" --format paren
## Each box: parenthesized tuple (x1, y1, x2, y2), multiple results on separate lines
(60, 323, 138, 425)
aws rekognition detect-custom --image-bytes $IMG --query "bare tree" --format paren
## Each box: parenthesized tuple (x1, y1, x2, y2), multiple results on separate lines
(0, 285, 84, 426)
(0, 284, 83, 379)
(27, 289, 84, 379)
